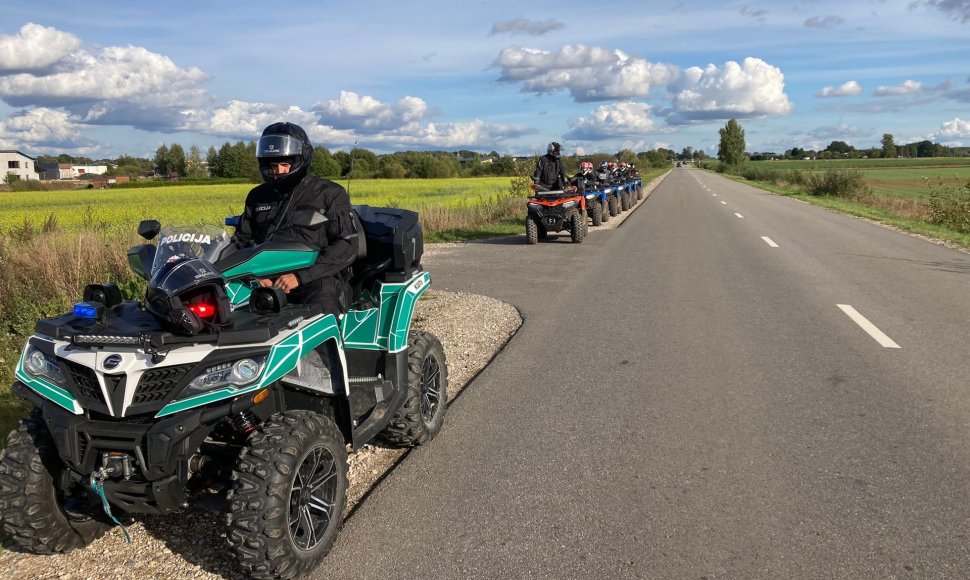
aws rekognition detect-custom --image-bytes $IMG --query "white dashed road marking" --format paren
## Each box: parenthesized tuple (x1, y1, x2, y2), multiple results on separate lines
(735, 213, 744, 219)
(720, 201, 727, 205)
(761, 236, 779, 247)
(837, 304, 901, 349)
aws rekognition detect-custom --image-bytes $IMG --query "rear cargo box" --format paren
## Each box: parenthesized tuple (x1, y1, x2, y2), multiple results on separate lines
(353, 205, 423, 282)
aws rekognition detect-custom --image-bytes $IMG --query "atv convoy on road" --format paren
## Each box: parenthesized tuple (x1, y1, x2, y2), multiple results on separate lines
(525, 186, 588, 244)
(0, 206, 448, 579)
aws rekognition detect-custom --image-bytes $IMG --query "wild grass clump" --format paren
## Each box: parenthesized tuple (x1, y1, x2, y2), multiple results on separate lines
(928, 180, 970, 233)
(805, 169, 871, 198)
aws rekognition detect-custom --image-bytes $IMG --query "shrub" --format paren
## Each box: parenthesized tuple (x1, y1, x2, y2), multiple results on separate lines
(805, 169, 870, 198)
(928, 180, 970, 233)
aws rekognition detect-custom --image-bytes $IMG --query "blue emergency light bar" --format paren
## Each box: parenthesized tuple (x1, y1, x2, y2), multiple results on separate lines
(73, 301, 105, 320)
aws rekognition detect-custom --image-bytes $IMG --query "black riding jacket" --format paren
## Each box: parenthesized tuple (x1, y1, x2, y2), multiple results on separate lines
(532, 154, 568, 190)
(232, 175, 358, 286)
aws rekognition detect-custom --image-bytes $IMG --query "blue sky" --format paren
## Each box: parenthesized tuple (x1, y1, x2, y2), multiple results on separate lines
(0, 0, 968, 159)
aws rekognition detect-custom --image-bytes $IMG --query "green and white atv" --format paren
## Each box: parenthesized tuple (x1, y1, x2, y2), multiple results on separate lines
(0, 205, 448, 579)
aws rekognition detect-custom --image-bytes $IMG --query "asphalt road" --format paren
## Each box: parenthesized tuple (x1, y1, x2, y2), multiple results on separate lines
(314, 168, 970, 579)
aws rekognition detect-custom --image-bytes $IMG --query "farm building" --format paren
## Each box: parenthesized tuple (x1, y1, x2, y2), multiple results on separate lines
(0, 150, 40, 183)
(36, 163, 109, 180)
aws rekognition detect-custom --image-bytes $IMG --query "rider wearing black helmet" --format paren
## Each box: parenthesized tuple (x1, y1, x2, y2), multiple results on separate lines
(532, 141, 568, 191)
(232, 122, 358, 316)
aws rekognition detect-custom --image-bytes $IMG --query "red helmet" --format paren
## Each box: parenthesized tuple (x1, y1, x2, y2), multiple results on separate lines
(608, 162, 617, 169)
(580, 161, 593, 170)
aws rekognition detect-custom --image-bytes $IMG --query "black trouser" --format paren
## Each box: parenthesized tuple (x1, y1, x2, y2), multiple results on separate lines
(288, 276, 348, 317)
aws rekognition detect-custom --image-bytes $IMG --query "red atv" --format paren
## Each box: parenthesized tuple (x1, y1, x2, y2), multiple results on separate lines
(525, 185, 588, 244)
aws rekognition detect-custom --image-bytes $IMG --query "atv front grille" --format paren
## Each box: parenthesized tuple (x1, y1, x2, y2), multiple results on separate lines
(133, 364, 195, 405)
(61, 359, 108, 409)
(538, 205, 567, 219)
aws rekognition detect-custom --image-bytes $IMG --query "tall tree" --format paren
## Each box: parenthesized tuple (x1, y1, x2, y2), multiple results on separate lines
(717, 119, 746, 166)
(168, 143, 187, 177)
(186, 145, 208, 178)
(881, 134, 897, 159)
(153, 144, 171, 175)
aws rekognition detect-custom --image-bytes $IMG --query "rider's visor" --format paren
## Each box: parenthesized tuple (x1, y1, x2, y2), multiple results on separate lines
(256, 135, 304, 158)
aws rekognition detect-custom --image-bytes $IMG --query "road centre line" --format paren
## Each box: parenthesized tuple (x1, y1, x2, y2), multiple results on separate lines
(735, 213, 744, 219)
(761, 236, 779, 247)
(837, 304, 901, 349)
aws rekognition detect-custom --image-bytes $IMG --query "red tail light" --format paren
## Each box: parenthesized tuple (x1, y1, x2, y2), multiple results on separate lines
(187, 303, 216, 318)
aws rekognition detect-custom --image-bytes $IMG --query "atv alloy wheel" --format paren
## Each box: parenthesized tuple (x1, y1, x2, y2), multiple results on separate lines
(0, 410, 111, 554)
(378, 330, 449, 447)
(600, 200, 609, 223)
(525, 218, 538, 245)
(570, 212, 585, 243)
(608, 195, 618, 217)
(228, 410, 348, 580)
(589, 201, 603, 226)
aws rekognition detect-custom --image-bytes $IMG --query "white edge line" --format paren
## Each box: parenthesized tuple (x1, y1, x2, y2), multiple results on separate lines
(837, 304, 901, 349)
(761, 236, 779, 248)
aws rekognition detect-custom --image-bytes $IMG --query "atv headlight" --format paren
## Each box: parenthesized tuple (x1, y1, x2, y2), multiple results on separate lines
(527, 203, 540, 210)
(585, 194, 597, 200)
(562, 200, 578, 209)
(22, 346, 67, 387)
(181, 355, 268, 398)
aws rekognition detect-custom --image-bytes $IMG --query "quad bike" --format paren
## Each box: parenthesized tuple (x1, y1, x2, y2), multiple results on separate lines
(525, 186, 588, 244)
(0, 205, 448, 579)
(569, 176, 607, 227)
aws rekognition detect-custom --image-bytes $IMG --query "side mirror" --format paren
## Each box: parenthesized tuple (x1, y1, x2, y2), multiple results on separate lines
(138, 219, 161, 240)
(250, 286, 287, 315)
(127, 244, 156, 281)
(83, 283, 124, 308)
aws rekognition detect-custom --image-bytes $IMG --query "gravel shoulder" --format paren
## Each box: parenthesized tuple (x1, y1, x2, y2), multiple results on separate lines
(0, 289, 521, 580)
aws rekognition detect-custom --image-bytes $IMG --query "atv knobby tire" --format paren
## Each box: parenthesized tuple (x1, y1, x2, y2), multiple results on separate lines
(228, 410, 348, 580)
(378, 331, 449, 447)
(621, 190, 630, 211)
(525, 218, 538, 245)
(608, 195, 618, 217)
(636, 184, 644, 201)
(0, 410, 111, 553)
(570, 212, 585, 243)
(589, 201, 603, 226)
(600, 200, 610, 223)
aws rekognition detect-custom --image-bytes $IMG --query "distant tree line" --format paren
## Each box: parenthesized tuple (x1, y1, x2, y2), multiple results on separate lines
(37, 142, 682, 183)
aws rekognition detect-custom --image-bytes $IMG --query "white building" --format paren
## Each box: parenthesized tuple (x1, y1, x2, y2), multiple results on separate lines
(70, 165, 108, 177)
(0, 150, 40, 183)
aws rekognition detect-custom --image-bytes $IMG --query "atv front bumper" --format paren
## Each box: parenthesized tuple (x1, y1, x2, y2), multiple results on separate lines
(14, 380, 260, 514)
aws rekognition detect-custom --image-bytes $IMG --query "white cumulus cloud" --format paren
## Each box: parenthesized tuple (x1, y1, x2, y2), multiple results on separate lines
(494, 45, 679, 102)
(565, 103, 655, 140)
(873, 80, 923, 96)
(667, 57, 793, 123)
(932, 117, 970, 143)
(312, 91, 429, 134)
(815, 81, 863, 97)
(0, 107, 93, 151)
(0, 23, 81, 72)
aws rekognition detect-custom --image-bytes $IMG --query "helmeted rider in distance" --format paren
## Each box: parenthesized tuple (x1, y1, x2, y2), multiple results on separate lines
(531, 141, 569, 192)
(232, 122, 359, 317)
(570, 161, 597, 194)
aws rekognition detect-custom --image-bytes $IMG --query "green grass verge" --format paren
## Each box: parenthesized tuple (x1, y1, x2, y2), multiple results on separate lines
(715, 172, 970, 249)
